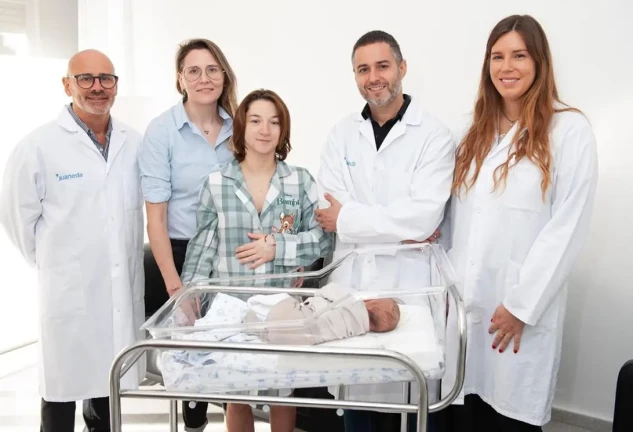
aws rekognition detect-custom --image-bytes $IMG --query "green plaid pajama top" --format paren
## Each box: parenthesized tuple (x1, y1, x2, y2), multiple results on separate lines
(181, 159, 332, 290)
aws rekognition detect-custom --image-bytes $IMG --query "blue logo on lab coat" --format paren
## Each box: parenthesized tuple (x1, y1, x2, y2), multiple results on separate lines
(344, 157, 356, 167)
(56, 172, 84, 182)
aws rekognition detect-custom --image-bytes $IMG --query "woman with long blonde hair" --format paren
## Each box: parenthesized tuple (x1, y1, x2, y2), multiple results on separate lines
(442, 14, 598, 431)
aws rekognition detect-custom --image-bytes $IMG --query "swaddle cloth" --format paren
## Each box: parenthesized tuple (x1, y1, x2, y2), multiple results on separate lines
(265, 283, 370, 345)
(246, 293, 291, 321)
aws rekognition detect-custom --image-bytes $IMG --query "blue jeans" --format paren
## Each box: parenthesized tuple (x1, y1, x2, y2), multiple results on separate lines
(343, 410, 436, 432)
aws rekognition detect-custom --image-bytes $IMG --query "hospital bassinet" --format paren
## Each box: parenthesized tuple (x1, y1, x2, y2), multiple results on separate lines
(109, 244, 466, 432)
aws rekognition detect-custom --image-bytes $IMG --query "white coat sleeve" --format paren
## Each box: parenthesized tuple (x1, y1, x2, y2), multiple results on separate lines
(316, 129, 355, 205)
(336, 127, 455, 244)
(437, 199, 453, 251)
(0, 140, 45, 266)
(503, 120, 599, 326)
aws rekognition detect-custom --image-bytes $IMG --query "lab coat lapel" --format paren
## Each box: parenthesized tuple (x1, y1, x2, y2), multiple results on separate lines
(487, 122, 520, 160)
(377, 120, 406, 153)
(106, 125, 126, 175)
(56, 108, 107, 162)
(376, 100, 422, 153)
(359, 119, 377, 151)
(77, 132, 103, 158)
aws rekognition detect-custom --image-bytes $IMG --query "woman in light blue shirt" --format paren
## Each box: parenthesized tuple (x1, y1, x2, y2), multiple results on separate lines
(138, 38, 237, 432)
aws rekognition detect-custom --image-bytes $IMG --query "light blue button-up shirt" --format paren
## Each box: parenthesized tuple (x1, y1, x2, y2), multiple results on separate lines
(139, 101, 234, 239)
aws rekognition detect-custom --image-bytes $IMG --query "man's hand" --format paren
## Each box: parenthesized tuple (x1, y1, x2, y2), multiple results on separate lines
(401, 229, 441, 245)
(236, 233, 276, 269)
(314, 193, 342, 233)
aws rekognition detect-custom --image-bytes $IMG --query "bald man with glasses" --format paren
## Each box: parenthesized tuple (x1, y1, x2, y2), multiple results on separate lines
(0, 49, 146, 432)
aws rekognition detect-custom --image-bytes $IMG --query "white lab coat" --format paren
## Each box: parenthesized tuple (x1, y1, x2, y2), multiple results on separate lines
(0, 108, 146, 402)
(441, 109, 598, 425)
(317, 98, 455, 403)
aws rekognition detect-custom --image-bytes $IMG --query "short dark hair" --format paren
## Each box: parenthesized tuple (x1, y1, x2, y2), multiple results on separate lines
(230, 89, 292, 162)
(365, 298, 400, 332)
(351, 30, 403, 64)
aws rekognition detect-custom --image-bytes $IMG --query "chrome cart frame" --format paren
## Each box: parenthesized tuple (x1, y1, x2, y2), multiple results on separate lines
(109, 245, 466, 432)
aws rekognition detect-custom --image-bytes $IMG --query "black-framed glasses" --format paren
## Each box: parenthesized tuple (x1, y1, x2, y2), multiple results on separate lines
(182, 65, 224, 82)
(69, 73, 119, 89)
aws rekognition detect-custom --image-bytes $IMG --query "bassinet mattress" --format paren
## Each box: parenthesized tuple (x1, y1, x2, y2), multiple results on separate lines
(159, 303, 445, 394)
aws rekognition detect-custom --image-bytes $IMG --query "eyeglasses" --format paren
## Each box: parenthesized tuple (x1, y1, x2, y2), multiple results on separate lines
(69, 74, 119, 89)
(182, 65, 224, 82)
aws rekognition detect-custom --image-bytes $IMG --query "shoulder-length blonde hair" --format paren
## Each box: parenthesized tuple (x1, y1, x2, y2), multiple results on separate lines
(452, 15, 577, 198)
(175, 38, 238, 117)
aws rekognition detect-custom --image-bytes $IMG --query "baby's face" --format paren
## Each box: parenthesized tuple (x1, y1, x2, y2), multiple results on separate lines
(365, 298, 400, 332)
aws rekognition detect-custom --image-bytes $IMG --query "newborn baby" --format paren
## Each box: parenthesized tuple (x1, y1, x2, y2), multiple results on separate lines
(245, 283, 400, 345)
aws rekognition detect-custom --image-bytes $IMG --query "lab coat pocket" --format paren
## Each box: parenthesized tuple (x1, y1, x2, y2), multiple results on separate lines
(39, 263, 86, 319)
(504, 163, 545, 262)
(503, 163, 544, 213)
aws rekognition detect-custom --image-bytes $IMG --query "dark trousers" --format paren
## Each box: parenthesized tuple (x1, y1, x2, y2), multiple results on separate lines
(613, 360, 633, 432)
(40, 397, 110, 432)
(434, 394, 542, 432)
(343, 410, 436, 432)
(144, 238, 209, 430)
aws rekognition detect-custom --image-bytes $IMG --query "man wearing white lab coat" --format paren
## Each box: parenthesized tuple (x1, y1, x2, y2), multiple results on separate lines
(0, 50, 145, 432)
(315, 30, 455, 432)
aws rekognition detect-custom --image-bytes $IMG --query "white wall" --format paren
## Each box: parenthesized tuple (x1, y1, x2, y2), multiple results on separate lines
(0, 0, 78, 351)
(30, 0, 78, 58)
(79, 0, 633, 422)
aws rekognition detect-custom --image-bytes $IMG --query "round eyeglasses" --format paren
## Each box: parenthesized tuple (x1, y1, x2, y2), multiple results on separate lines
(69, 74, 119, 89)
(182, 65, 224, 82)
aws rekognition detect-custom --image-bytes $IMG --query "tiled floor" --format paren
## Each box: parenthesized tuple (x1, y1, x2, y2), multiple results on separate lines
(544, 424, 596, 432)
(0, 346, 598, 432)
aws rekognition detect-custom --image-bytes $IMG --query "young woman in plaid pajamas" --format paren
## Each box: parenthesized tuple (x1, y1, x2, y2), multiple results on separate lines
(181, 89, 332, 432)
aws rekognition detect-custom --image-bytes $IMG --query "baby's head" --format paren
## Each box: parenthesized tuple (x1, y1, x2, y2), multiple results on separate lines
(364, 298, 400, 332)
